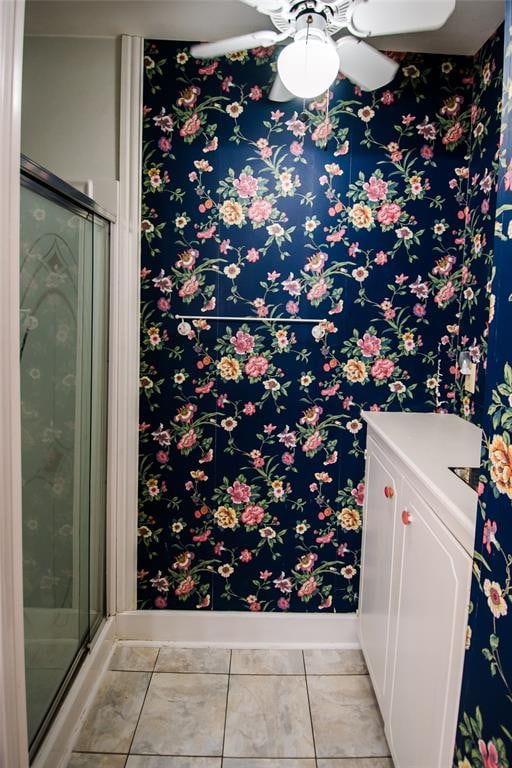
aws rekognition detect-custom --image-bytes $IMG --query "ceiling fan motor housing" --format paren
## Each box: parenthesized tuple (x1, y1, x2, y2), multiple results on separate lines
(271, 0, 354, 35)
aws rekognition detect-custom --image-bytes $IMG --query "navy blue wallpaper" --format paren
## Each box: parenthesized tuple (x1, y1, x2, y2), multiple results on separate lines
(454, 18, 512, 768)
(138, 39, 497, 614)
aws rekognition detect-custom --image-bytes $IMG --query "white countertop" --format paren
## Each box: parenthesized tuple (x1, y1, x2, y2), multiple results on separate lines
(362, 412, 482, 555)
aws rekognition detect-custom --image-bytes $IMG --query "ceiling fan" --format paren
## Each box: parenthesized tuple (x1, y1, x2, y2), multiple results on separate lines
(190, 0, 456, 99)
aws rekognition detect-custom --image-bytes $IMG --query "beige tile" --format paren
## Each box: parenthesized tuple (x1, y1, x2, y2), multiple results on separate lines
(304, 650, 367, 675)
(223, 761, 316, 768)
(308, 676, 389, 759)
(67, 756, 126, 768)
(230, 649, 304, 675)
(131, 672, 228, 755)
(224, 675, 314, 758)
(110, 645, 159, 672)
(317, 761, 394, 768)
(126, 759, 221, 768)
(154, 647, 230, 674)
(74, 671, 150, 753)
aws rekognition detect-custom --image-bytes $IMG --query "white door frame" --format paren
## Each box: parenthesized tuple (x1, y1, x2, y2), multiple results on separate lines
(113, 35, 143, 613)
(0, 1, 29, 766)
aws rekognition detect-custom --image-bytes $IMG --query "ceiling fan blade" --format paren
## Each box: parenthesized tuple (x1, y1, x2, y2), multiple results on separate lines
(238, 0, 288, 12)
(347, 0, 456, 38)
(269, 73, 295, 102)
(190, 31, 280, 58)
(337, 36, 399, 91)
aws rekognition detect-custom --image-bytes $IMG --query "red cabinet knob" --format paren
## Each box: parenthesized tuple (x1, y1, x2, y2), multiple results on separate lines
(401, 510, 412, 526)
(384, 486, 394, 499)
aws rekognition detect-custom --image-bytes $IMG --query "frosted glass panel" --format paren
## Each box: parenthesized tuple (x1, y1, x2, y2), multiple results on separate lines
(20, 180, 108, 750)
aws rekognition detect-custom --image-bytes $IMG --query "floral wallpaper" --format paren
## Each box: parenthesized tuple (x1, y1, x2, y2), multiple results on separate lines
(138, 36, 496, 613)
(454, 17, 512, 768)
(455, 31, 503, 424)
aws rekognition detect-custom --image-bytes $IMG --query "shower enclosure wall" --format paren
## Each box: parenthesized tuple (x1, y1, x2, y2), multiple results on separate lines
(19, 157, 112, 758)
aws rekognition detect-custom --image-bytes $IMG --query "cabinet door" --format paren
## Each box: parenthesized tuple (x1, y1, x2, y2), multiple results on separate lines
(387, 480, 471, 768)
(360, 437, 400, 713)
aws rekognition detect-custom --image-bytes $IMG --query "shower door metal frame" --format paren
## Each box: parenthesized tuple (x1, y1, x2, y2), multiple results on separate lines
(0, 2, 30, 767)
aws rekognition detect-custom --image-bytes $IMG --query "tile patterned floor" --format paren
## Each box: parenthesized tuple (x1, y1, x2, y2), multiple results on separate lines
(67, 646, 394, 768)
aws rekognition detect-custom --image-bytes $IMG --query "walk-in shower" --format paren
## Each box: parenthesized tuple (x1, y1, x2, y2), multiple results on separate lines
(19, 157, 112, 757)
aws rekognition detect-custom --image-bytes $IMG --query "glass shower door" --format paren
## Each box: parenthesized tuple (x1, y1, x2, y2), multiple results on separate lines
(20, 172, 109, 754)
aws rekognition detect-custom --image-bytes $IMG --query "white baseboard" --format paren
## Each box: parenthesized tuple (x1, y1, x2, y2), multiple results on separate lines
(32, 616, 116, 768)
(116, 610, 360, 649)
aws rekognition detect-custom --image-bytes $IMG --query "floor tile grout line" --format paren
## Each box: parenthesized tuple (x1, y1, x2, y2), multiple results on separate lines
(302, 649, 318, 766)
(220, 649, 232, 768)
(72, 749, 390, 759)
(125, 654, 157, 757)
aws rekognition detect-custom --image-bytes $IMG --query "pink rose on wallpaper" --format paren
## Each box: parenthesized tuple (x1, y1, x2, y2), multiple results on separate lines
(302, 430, 323, 453)
(278, 597, 290, 610)
(307, 278, 328, 301)
(311, 120, 333, 142)
(357, 332, 382, 357)
(157, 297, 170, 311)
(434, 280, 456, 306)
(376, 202, 402, 226)
(370, 358, 395, 380)
(442, 121, 463, 145)
(179, 113, 201, 138)
(363, 175, 389, 202)
(177, 428, 197, 451)
(198, 61, 218, 76)
(245, 355, 269, 377)
(326, 228, 345, 243)
(228, 480, 252, 504)
(316, 531, 335, 544)
(298, 577, 318, 598)
(248, 198, 273, 223)
(246, 248, 260, 262)
(234, 172, 258, 198)
(158, 137, 171, 152)
(239, 549, 252, 562)
(282, 452, 294, 465)
(231, 330, 255, 354)
(290, 141, 303, 156)
(175, 576, 195, 596)
(352, 482, 365, 506)
(241, 505, 265, 526)
(178, 275, 200, 298)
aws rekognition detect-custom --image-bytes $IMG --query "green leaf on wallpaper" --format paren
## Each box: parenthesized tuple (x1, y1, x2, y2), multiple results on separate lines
(475, 706, 483, 735)
(501, 724, 512, 743)
(473, 550, 491, 571)
(490, 633, 499, 651)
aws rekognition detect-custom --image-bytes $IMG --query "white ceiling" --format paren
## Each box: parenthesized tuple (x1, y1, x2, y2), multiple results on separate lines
(25, 0, 504, 56)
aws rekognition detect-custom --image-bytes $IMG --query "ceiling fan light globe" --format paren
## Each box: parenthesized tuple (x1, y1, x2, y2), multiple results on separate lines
(277, 37, 339, 99)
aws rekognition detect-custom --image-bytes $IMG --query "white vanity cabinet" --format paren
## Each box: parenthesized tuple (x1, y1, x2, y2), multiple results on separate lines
(360, 413, 482, 768)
